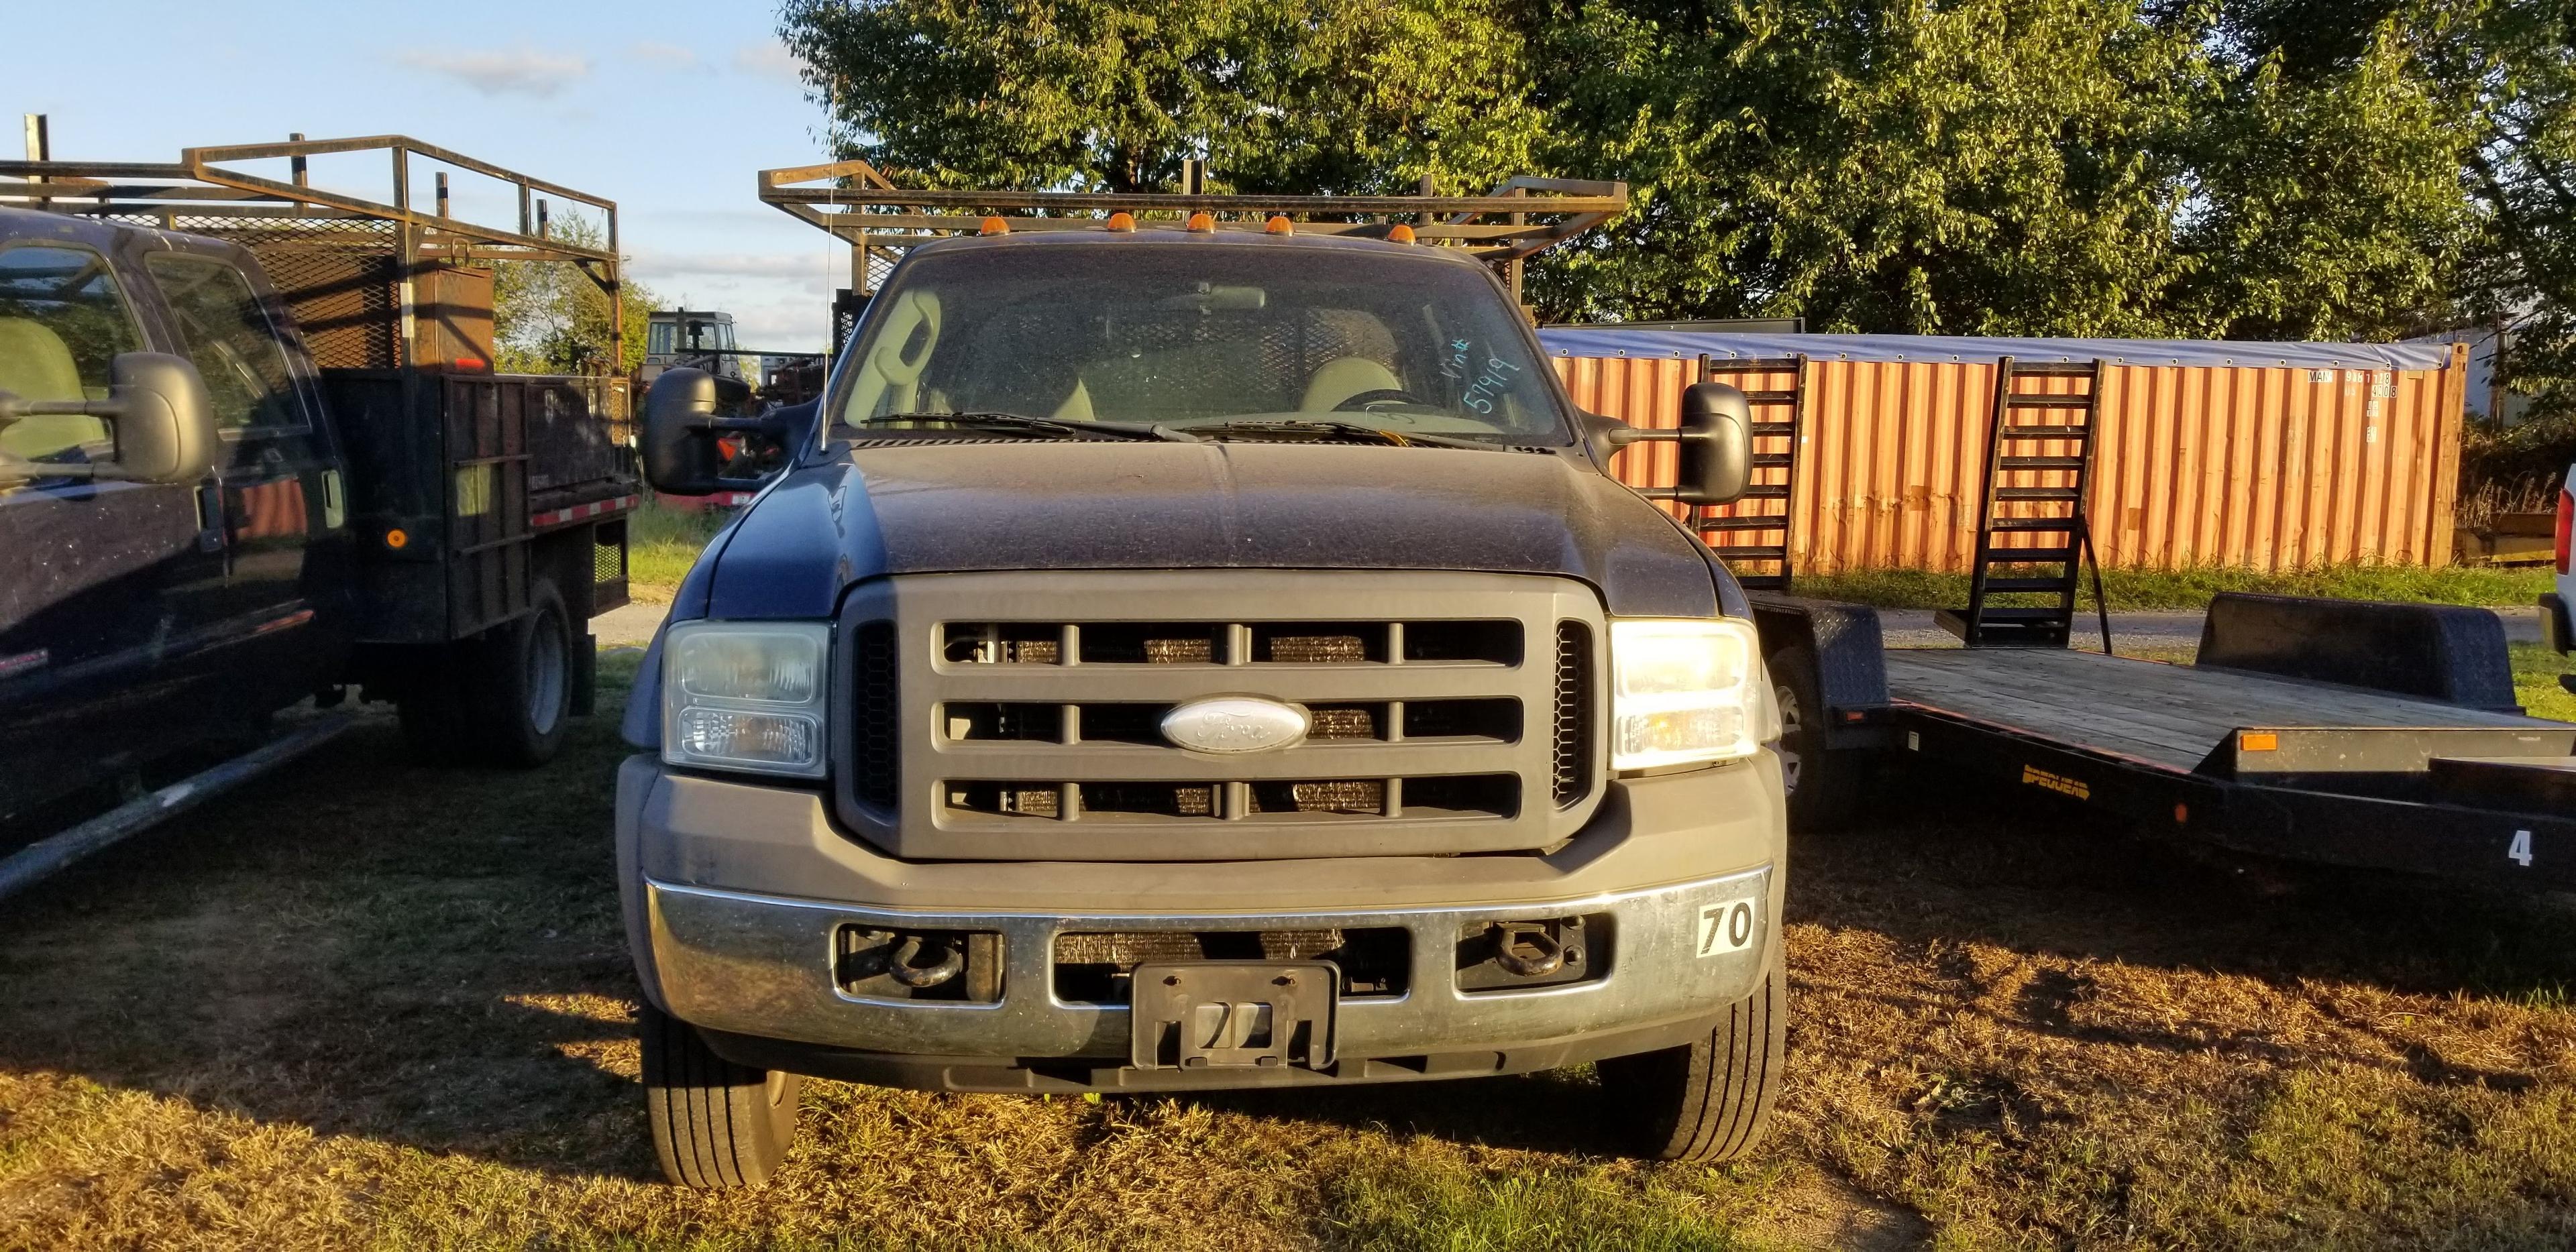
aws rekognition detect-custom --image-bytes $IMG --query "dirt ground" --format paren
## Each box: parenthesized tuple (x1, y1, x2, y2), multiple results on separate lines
(4, 664, 2576, 1249)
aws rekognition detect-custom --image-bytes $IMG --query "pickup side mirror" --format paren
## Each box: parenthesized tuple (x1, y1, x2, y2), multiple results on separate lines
(641, 367, 727, 495)
(1592, 382, 1755, 506)
(0, 352, 220, 486)
(641, 366, 784, 496)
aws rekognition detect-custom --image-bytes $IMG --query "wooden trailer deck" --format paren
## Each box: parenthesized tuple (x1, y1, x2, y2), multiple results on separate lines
(1882, 648, 2557, 774)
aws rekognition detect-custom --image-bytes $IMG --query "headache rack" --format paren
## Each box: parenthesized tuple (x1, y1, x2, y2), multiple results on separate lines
(1, 134, 624, 369)
(0, 133, 638, 641)
(757, 159, 1625, 349)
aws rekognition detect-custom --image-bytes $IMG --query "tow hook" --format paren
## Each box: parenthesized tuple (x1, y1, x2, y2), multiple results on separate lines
(886, 932, 965, 988)
(1491, 922, 1566, 978)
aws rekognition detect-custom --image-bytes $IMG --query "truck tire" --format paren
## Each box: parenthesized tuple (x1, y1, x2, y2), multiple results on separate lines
(1768, 642, 1863, 832)
(1597, 963, 1786, 1163)
(464, 578, 575, 767)
(641, 1002, 802, 1188)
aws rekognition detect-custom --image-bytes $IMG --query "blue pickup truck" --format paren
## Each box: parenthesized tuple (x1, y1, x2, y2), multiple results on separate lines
(0, 138, 637, 846)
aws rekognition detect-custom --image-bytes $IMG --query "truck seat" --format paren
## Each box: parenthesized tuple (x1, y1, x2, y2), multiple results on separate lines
(1300, 357, 1403, 412)
(0, 318, 107, 457)
(1050, 378, 1096, 423)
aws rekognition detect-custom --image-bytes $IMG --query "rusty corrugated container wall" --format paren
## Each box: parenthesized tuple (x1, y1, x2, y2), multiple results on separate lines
(1546, 333, 2471, 575)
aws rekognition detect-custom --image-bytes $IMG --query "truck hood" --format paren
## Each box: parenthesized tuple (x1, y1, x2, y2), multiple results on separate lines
(686, 440, 1733, 620)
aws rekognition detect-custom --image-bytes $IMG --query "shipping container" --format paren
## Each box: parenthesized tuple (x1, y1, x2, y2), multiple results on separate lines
(1544, 330, 2470, 575)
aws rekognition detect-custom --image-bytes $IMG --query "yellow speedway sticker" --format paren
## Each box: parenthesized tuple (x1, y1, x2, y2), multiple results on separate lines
(2021, 764, 2091, 801)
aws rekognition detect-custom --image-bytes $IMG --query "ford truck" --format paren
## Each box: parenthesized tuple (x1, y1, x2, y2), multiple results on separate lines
(620, 200, 1787, 1186)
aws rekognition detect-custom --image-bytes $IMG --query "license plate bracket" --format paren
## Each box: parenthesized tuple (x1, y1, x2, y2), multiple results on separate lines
(1128, 961, 1336, 1070)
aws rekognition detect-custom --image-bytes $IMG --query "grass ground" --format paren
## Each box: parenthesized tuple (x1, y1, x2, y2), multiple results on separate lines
(5, 660, 2576, 1248)
(628, 504, 729, 604)
(1796, 563, 2557, 612)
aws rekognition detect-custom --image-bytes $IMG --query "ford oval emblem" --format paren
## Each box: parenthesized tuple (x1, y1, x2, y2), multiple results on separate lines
(1161, 696, 1310, 754)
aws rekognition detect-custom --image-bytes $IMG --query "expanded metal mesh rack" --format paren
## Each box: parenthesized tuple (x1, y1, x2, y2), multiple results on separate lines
(0, 135, 625, 370)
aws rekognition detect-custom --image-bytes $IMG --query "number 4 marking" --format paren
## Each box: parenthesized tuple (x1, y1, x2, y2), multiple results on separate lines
(2510, 830, 2534, 868)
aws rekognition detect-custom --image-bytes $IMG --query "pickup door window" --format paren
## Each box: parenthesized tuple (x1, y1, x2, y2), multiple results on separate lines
(0, 243, 141, 463)
(144, 255, 308, 433)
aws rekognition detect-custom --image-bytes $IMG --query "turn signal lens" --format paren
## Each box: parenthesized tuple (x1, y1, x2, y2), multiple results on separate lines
(1264, 215, 1294, 235)
(384, 527, 409, 550)
(1186, 211, 1216, 232)
(978, 215, 1010, 236)
(1387, 223, 1416, 244)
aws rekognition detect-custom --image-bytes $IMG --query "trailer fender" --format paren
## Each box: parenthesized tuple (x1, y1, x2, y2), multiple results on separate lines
(1746, 594, 1893, 751)
(2197, 593, 2522, 715)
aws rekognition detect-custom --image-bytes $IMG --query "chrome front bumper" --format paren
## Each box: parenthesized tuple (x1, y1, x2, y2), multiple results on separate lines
(644, 865, 1774, 1062)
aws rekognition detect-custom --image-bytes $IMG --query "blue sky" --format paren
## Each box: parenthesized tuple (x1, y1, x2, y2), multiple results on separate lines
(10, 1, 849, 351)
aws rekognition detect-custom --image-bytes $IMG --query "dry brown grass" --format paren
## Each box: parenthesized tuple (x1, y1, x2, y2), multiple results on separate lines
(3, 662, 2576, 1249)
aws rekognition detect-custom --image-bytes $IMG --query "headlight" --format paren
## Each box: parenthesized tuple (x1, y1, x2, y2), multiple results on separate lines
(1609, 618, 1772, 770)
(662, 621, 830, 778)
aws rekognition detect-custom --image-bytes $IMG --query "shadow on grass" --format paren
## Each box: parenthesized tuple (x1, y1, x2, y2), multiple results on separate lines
(1183, 1066, 1631, 1157)
(1794, 762, 2576, 1009)
(0, 712, 657, 1180)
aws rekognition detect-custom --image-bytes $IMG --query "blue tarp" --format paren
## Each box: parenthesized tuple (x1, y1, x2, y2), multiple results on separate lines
(1534, 328, 2457, 373)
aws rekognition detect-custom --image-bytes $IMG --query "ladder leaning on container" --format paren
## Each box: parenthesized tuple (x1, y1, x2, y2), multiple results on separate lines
(1933, 357, 2114, 652)
(1689, 353, 1809, 593)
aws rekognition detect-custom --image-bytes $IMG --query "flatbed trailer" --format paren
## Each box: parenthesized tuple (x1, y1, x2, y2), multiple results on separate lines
(1752, 591, 2576, 891)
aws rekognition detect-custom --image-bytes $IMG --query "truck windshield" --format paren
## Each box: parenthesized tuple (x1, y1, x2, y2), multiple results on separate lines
(829, 242, 1569, 444)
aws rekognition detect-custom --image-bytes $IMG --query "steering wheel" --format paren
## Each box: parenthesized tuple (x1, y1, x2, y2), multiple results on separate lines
(1332, 388, 1431, 412)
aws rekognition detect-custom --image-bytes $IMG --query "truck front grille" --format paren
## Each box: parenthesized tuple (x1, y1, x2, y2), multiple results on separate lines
(832, 571, 1605, 861)
(1553, 622, 1593, 806)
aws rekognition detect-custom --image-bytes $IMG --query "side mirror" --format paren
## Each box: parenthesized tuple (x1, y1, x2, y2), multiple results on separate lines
(641, 366, 786, 496)
(1673, 382, 1754, 506)
(0, 352, 220, 486)
(104, 353, 221, 484)
(1593, 382, 1754, 506)
(642, 367, 726, 495)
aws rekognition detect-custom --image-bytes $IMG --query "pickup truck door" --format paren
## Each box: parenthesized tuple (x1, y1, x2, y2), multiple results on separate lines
(140, 249, 350, 718)
(0, 240, 221, 817)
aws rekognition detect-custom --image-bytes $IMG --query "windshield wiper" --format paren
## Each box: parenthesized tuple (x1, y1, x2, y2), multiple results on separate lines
(1184, 419, 1495, 451)
(857, 412, 1195, 442)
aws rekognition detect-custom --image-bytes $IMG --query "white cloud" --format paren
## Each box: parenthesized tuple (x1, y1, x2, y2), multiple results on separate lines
(398, 47, 591, 98)
(731, 41, 806, 87)
(630, 40, 704, 72)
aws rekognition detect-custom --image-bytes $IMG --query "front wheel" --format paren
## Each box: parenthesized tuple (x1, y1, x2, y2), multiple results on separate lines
(641, 1002, 802, 1188)
(1597, 964, 1786, 1163)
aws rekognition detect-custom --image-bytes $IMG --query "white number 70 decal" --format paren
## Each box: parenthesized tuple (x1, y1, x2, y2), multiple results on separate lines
(1697, 901, 1757, 958)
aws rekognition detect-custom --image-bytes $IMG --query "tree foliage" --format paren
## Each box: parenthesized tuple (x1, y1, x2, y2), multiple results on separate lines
(489, 214, 657, 374)
(778, 0, 1538, 194)
(777, 0, 2573, 380)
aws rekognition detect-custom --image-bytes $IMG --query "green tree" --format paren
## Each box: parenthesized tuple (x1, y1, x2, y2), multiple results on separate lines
(488, 213, 657, 374)
(777, 0, 1542, 195)
(776, 0, 2508, 348)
